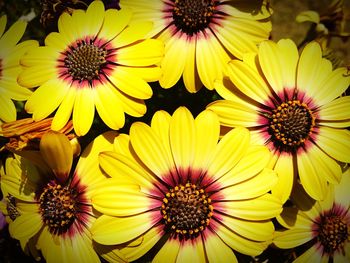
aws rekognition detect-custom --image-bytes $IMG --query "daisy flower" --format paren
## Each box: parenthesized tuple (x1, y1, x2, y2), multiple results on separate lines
(273, 168, 350, 262)
(207, 39, 350, 202)
(119, 0, 272, 92)
(0, 15, 38, 123)
(0, 130, 118, 262)
(91, 107, 282, 262)
(18, 0, 164, 136)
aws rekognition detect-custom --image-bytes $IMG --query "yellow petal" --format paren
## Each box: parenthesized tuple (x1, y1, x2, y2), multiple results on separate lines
(296, 11, 320, 23)
(273, 229, 313, 249)
(94, 83, 125, 130)
(85, 0, 105, 36)
(91, 213, 156, 245)
(9, 212, 42, 244)
(192, 110, 220, 170)
(170, 107, 195, 172)
(316, 126, 350, 163)
(20, 46, 59, 67)
(18, 64, 58, 88)
(51, 86, 76, 131)
(25, 78, 68, 120)
(122, 65, 161, 82)
(0, 15, 6, 37)
(183, 38, 202, 92)
(108, 66, 153, 99)
(277, 39, 299, 89)
(203, 231, 238, 263)
(176, 238, 205, 263)
(73, 86, 95, 136)
(0, 20, 26, 51)
(98, 8, 132, 40)
(40, 131, 73, 183)
(319, 96, 350, 122)
(57, 12, 78, 44)
(206, 100, 259, 127)
(112, 21, 153, 48)
(207, 127, 250, 181)
(297, 148, 328, 200)
(220, 193, 282, 221)
(159, 32, 188, 89)
(0, 95, 16, 122)
(294, 245, 328, 263)
(116, 38, 163, 67)
(153, 239, 181, 263)
(258, 41, 283, 94)
(113, 88, 147, 117)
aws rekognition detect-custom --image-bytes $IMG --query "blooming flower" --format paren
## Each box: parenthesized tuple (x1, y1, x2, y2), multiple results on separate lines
(119, 0, 272, 92)
(273, 168, 350, 262)
(18, 0, 164, 136)
(91, 107, 282, 262)
(207, 39, 350, 201)
(0, 130, 118, 262)
(0, 15, 38, 123)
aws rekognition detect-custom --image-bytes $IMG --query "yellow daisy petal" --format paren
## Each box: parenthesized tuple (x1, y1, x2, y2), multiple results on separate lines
(108, 66, 153, 99)
(18, 64, 58, 88)
(40, 131, 73, 182)
(319, 96, 350, 122)
(258, 40, 283, 94)
(98, 8, 132, 40)
(51, 86, 76, 131)
(73, 86, 95, 136)
(204, 231, 238, 263)
(25, 78, 68, 120)
(2, 39, 38, 67)
(206, 100, 260, 127)
(176, 238, 205, 263)
(215, 223, 268, 256)
(271, 153, 294, 203)
(85, 0, 105, 36)
(91, 213, 156, 245)
(113, 89, 147, 117)
(0, 19, 26, 51)
(0, 15, 6, 37)
(170, 107, 195, 171)
(277, 39, 298, 89)
(57, 12, 78, 45)
(159, 31, 188, 89)
(334, 169, 350, 208)
(316, 127, 350, 163)
(116, 38, 163, 67)
(193, 110, 220, 170)
(120, 226, 162, 262)
(0, 95, 16, 122)
(44, 31, 71, 50)
(9, 212, 42, 245)
(94, 83, 125, 130)
(227, 60, 270, 104)
(153, 238, 181, 263)
(276, 207, 312, 229)
(112, 21, 153, 48)
(297, 148, 328, 200)
(221, 194, 282, 221)
(273, 229, 313, 249)
(207, 127, 250, 181)
(221, 214, 275, 241)
(20, 46, 59, 67)
(122, 65, 161, 82)
(183, 38, 202, 93)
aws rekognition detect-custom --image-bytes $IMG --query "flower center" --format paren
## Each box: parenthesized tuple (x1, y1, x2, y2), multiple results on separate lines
(64, 40, 107, 82)
(161, 183, 213, 240)
(268, 100, 315, 152)
(39, 182, 78, 235)
(318, 215, 348, 254)
(172, 0, 216, 35)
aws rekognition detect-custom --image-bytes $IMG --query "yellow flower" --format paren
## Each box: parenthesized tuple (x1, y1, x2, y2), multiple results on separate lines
(273, 169, 350, 262)
(0, 131, 118, 262)
(119, 0, 272, 92)
(18, 0, 164, 136)
(207, 39, 350, 202)
(0, 15, 38, 123)
(91, 107, 282, 262)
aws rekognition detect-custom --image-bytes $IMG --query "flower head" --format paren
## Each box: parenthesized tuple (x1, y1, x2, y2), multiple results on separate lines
(273, 169, 350, 262)
(0, 130, 118, 262)
(91, 107, 282, 262)
(120, 0, 272, 92)
(207, 39, 350, 201)
(19, 0, 164, 136)
(0, 15, 38, 123)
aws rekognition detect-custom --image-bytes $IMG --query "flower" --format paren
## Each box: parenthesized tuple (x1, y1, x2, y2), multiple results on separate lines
(18, 0, 164, 136)
(273, 168, 350, 262)
(91, 107, 282, 262)
(0, 130, 118, 262)
(207, 39, 350, 201)
(0, 15, 38, 123)
(119, 0, 272, 92)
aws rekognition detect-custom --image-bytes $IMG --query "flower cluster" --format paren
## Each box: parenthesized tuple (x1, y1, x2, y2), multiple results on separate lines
(0, 0, 349, 262)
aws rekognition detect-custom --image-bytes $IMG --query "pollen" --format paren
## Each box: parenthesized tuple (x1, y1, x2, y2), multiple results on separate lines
(172, 0, 216, 35)
(64, 39, 107, 82)
(268, 100, 315, 152)
(161, 182, 213, 240)
(39, 182, 78, 235)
